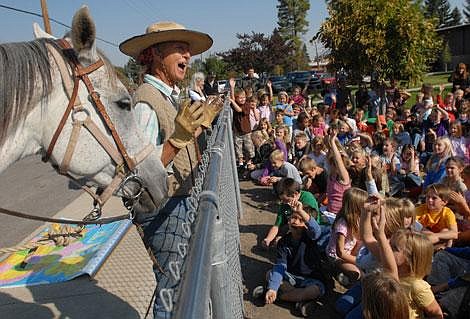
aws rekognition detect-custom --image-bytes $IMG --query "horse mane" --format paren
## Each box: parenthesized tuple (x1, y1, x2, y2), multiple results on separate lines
(0, 38, 55, 146)
(0, 37, 118, 147)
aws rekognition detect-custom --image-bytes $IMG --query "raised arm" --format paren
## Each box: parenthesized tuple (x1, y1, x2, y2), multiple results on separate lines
(372, 203, 399, 280)
(328, 131, 350, 184)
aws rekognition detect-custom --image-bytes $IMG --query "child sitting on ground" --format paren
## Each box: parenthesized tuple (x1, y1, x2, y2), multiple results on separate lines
(258, 201, 325, 317)
(372, 204, 444, 319)
(361, 272, 409, 319)
(326, 187, 368, 286)
(248, 130, 275, 182)
(292, 132, 313, 166)
(298, 157, 328, 202)
(263, 178, 319, 248)
(416, 183, 458, 249)
(266, 149, 302, 186)
(325, 129, 351, 214)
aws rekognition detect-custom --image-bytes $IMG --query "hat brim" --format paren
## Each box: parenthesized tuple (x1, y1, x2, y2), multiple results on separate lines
(119, 29, 213, 59)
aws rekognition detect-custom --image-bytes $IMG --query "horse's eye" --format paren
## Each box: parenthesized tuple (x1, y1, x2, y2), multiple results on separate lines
(116, 97, 131, 110)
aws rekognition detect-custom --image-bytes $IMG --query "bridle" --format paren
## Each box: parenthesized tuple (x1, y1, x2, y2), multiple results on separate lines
(0, 38, 155, 225)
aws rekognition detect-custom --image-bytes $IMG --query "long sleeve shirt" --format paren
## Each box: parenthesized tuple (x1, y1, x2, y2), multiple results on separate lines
(267, 218, 322, 291)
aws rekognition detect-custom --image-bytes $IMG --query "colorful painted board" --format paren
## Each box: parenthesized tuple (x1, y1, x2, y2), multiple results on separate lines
(0, 220, 131, 288)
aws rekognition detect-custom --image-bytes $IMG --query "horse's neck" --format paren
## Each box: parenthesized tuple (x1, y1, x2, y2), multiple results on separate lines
(0, 63, 65, 174)
(0, 104, 44, 173)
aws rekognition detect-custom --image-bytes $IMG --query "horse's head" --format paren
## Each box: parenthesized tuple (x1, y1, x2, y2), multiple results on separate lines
(30, 7, 167, 215)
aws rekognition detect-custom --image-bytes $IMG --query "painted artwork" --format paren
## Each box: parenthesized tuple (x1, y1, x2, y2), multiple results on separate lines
(0, 220, 131, 288)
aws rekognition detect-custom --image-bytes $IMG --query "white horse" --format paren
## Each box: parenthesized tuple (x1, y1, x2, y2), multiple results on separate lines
(0, 7, 167, 217)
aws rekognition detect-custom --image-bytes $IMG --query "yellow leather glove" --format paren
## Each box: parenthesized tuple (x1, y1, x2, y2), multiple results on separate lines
(169, 100, 204, 149)
(201, 95, 224, 128)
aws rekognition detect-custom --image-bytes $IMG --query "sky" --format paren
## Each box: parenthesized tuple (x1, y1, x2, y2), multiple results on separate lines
(0, 0, 466, 67)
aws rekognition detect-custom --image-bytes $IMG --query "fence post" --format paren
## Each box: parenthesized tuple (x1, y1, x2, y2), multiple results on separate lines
(224, 109, 243, 219)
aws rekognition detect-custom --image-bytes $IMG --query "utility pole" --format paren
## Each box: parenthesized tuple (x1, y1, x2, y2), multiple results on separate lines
(40, 0, 52, 34)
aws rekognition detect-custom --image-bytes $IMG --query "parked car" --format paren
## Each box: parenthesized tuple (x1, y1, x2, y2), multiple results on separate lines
(267, 75, 290, 93)
(318, 72, 336, 88)
(286, 71, 321, 94)
(217, 80, 228, 93)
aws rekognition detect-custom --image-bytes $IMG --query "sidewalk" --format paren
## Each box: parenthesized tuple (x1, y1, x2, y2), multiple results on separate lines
(0, 194, 155, 319)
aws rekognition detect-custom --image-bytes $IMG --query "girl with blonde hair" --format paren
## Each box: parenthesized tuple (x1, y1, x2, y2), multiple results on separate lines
(373, 208, 443, 319)
(423, 136, 454, 188)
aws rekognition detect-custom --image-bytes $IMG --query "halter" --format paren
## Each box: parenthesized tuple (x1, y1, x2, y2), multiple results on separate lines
(0, 38, 155, 225)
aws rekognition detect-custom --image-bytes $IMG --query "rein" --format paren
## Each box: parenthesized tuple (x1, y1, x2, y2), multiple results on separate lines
(0, 38, 154, 225)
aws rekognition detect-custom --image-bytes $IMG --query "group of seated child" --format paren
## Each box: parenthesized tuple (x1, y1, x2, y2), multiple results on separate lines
(232, 81, 470, 318)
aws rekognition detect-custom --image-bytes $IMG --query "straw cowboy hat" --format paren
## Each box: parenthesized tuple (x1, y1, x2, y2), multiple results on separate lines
(119, 21, 213, 59)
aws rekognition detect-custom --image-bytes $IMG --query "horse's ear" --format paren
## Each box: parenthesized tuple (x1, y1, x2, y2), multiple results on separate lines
(70, 6, 98, 63)
(33, 22, 56, 40)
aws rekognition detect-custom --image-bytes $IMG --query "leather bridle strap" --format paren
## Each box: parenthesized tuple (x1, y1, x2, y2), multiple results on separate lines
(56, 39, 136, 171)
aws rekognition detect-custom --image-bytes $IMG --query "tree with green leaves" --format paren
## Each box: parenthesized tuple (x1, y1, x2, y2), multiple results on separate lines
(424, 0, 453, 27)
(464, 0, 470, 22)
(449, 7, 463, 26)
(218, 30, 294, 75)
(318, 0, 441, 83)
(277, 0, 310, 70)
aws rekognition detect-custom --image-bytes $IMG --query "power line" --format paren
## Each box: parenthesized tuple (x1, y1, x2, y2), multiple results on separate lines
(0, 4, 118, 47)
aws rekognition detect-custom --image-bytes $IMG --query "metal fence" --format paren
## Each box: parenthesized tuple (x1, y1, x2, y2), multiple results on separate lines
(172, 98, 245, 319)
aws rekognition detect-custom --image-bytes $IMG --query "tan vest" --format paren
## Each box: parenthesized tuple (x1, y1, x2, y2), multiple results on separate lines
(133, 83, 197, 197)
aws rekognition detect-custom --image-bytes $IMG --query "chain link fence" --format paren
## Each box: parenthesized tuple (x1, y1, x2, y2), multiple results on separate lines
(169, 98, 244, 319)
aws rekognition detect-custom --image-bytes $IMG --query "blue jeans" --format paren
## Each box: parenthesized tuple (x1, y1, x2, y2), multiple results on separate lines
(336, 282, 363, 319)
(135, 196, 192, 319)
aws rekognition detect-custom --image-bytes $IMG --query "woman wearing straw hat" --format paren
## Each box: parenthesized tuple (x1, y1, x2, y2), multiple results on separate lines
(120, 22, 222, 318)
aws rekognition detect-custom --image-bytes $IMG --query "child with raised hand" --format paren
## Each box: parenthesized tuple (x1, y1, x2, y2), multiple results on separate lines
(417, 183, 458, 249)
(325, 129, 351, 214)
(229, 78, 255, 168)
(423, 136, 454, 189)
(326, 188, 368, 285)
(335, 195, 406, 318)
(260, 200, 324, 317)
(262, 178, 319, 248)
(372, 201, 443, 319)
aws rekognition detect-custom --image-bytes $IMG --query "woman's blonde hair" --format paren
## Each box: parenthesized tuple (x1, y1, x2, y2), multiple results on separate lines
(334, 187, 368, 237)
(362, 272, 409, 319)
(390, 229, 434, 278)
(189, 72, 205, 91)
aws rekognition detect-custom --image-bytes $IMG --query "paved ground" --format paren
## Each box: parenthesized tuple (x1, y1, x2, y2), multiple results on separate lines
(0, 155, 82, 248)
